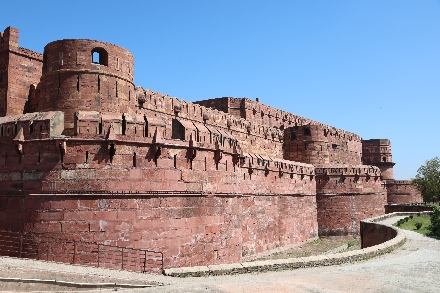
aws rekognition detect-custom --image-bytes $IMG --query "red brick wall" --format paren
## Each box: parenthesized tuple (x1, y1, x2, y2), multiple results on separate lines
(360, 219, 397, 248)
(284, 125, 362, 165)
(385, 180, 422, 204)
(0, 122, 317, 268)
(0, 193, 317, 269)
(0, 27, 43, 117)
(0, 37, 7, 117)
(315, 165, 387, 236)
(317, 192, 387, 236)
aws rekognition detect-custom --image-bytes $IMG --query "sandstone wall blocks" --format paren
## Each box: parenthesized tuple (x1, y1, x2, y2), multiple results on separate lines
(163, 214, 408, 277)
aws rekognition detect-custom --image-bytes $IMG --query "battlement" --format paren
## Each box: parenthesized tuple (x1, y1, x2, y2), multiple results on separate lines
(195, 97, 361, 140)
(385, 180, 422, 204)
(0, 111, 64, 140)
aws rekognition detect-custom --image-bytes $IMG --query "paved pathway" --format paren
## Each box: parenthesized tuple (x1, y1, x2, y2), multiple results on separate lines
(1, 215, 439, 292)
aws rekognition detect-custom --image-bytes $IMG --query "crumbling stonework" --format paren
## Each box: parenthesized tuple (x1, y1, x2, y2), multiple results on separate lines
(0, 27, 421, 272)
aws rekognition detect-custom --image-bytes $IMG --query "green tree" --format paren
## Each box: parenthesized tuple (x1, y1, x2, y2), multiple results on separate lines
(429, 206, 440, 235)
(412, 157, 440, 203)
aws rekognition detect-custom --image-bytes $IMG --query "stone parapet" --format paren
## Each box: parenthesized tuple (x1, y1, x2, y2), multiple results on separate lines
(385, 180, 422, 204)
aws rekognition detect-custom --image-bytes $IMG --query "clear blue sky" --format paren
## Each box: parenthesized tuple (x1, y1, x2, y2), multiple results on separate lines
(2, 0, 439, 179)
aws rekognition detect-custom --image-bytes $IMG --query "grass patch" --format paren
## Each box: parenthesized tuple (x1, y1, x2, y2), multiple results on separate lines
(392, 215, 440, 237)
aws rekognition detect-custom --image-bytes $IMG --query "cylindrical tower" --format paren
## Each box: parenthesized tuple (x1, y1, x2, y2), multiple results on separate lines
(361, 139, 395, 181)
(283, 124, 330, 164)
(37, 39, 135, 134)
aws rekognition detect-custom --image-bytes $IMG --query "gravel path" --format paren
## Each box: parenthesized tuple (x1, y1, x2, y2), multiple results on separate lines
(1, 215, 439, 292)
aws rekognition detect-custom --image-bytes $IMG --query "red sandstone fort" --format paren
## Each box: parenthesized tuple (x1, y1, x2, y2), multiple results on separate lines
(0, 27, 421, 273)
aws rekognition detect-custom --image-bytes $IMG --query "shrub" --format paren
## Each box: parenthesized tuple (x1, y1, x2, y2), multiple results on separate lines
(410, 215, 414, 219)
(415, 222, 423, 230)
(396, 219, 405, 226)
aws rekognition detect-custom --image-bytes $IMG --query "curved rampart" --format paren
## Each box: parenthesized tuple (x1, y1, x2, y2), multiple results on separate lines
(164, 212, 411, 277)
(385, 180, 422, 204)
(0, 111, 318, 269)
(315, 164, 387, 236)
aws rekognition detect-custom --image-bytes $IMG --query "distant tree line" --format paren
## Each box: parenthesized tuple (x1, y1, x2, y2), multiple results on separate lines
(412, 157, 440, 203)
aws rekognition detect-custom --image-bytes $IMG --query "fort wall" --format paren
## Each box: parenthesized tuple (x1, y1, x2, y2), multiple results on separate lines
(0, 27, 420, 271)
(0, 110, 317, 269)
(315, 165, 387, 235)
(385, 180, 422, 204)
(1, 193, 317, 269)
(0, 27, 43, 117)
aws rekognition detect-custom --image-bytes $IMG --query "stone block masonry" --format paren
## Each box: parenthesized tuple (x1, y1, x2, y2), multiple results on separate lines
(0, 26, 421, 272)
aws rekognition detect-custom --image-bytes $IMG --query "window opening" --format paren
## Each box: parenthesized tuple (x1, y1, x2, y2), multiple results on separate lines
(77, 75, 80, 92)
(91, 48, 108, 66)
(58, 144, 64, 164)
(109, 144, 116, 164)
(92, 52, 100, 63)
(85, 151, 89, 163)
(98, 75, 100, 93)
(304, 128, 311, 136)
(122, 115, 126, 135)
(133, 152, 137, 167)
(171, 119, 185, 140)
(144, 120, 148, 137)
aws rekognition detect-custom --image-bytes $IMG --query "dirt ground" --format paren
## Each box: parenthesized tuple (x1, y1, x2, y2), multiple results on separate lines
(246, 236, 361, 261)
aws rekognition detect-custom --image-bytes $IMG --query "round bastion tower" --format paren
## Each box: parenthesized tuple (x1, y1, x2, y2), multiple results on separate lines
(36, 39, 135, 134)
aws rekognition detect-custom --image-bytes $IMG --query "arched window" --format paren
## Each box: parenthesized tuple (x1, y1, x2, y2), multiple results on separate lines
(91, 48, 108, 66)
